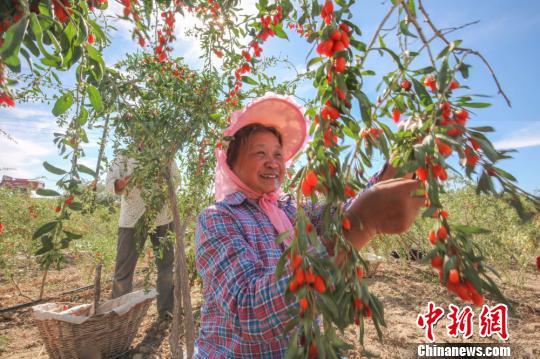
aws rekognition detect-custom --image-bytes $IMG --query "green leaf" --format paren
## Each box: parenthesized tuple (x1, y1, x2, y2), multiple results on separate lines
(272, 24, 288, 40)
(68, 202, 83, 211)
(0, 16, 29, 69)
(76, 106, 88, 126)
(36, 188, 61, 197)
(63, 230, 82, 240)
(451, 224, 490, 235)
(87, 85, 104, 112)
(275, 252, 288, 279)
(371, 47, 403, 70)
(399, 20, 417, 38)
(437, 59, 450, 91)
(412, 78, 432, 106)
(35, 236, 53, 255)
(77, 163, 97, 177)
(43, 161, 67, 175)
(469, 126, 494, 132)
(413, 66, 435, 75)
(52, 92, 74, 116)
(307, 56, 324, 71)
(462, 102, 491, 108)
(33, 221, 58, 240)
(241, 76, 258, 85)
(355, 90, 372, 125)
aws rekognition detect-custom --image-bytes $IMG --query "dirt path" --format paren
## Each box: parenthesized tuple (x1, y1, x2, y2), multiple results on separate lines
(1, 260, 538, 358)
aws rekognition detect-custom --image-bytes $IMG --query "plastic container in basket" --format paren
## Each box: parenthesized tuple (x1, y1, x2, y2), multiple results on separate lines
(33, 288, 156, 359)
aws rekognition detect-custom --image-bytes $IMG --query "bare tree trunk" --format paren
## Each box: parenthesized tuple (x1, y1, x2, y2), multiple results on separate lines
(166, 168, 195, 358)
(169, 220, 187, 359)
(39, 269, 48, 300)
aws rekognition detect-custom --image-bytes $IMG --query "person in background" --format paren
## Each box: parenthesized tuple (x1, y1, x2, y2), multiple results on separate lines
(106, 144, 179, 321)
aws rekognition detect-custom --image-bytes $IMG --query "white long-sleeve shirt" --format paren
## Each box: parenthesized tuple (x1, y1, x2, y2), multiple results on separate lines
(105, 154, 179, 228)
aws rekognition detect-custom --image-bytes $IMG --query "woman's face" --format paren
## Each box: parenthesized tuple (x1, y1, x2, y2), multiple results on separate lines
(232, 131, 285, 193)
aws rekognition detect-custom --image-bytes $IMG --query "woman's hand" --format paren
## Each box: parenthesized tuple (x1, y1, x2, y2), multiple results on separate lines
(345, 178, 425, 249)
(114, 176, 131, 194)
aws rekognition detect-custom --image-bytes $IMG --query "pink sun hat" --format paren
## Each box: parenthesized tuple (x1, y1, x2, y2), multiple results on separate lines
(223, 92, 309, 163)
(214, 93, 310, 202)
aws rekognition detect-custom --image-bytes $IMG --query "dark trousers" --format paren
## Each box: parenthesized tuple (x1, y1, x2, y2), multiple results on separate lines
(111, 223, 174, 317)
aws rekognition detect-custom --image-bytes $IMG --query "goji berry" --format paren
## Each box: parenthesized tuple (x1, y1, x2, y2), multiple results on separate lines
(301, 179, 314, 197)
(295, 268, 306, 286)
(431, 255, 443, 268)
(401, 79, 411, 91)
(416, 167, 428, 181)
(437, 226, 448, 240)
(455, 109, 469, 125)
(308, 343, 318, 359)
(339, 23, 350, 33)
(314, 275, 327, 293)
(424, 76, 437, 92)
(392, 108, 400, 123)
(335, 56, 346, 73)
(299, 298, 309, 311)
(356, 267, 364, 279)
(305, 269, 316, 284)
(289, 280, 298, 292)
(448, 269, 460, 284)
(364, 306, 372, 318)
(331, 29, 341, 41)
(428, 230, 437, 245)
(449, 79, 460, 90)
(291, 254, 303, 270)
(354, 299, 364, 310)
(436, 139, 452, 157)
(472, 292, 485, 306)
(342, 217, 351, 231)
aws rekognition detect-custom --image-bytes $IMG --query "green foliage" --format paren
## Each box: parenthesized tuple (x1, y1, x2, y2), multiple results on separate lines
(365, 178, 540, 280)
(0, 187, 118, 281)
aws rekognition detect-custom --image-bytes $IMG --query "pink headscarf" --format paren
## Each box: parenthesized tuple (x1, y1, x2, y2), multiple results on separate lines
(214, 93, 309, 247)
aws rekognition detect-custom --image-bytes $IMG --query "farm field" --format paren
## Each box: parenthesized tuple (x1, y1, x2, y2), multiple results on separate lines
(1, 257, 538, 358)
(0, 186, 538, 358)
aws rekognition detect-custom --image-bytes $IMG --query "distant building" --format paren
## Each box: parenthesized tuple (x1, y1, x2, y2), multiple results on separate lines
(0, 175, 45, 190)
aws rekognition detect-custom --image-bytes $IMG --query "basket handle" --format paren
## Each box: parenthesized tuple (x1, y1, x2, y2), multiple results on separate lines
(92, 264, 102, 316)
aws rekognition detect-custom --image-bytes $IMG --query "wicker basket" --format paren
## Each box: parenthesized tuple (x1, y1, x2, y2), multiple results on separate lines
(33, 266, 156, 359)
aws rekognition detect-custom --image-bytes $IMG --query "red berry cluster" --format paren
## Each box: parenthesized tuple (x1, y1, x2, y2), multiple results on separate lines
(0, 1, 25, 42)
(225, 6, 284, 107)
(154, 10, 176, 62)
(288, 254, 328, 308)
(352, 267, 372, 324)
(52, 0, 73, 23)
(87, 0, 108, 11)
(0, 63, 14, 107)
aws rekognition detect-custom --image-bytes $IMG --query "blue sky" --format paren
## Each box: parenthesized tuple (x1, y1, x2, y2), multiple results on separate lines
(1, 0, 539, 193)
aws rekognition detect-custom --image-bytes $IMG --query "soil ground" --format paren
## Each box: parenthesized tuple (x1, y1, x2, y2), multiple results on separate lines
(1, 258, 538, 358)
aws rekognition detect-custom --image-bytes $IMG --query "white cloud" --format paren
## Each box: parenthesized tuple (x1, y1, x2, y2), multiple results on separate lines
(0, 107, 50, 120)
(493, 122, 540, 149)
(0, 136, 56, 180)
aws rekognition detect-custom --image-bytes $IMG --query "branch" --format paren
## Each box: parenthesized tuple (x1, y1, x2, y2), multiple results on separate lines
(417, 0, 511, 107)
(10, 275, 34, 301)
(401, 2, 436, 68)
(358, 0, 400, 69)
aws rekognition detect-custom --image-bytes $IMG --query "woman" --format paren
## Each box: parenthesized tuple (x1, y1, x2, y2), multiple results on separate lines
(195, 93, 423, 358)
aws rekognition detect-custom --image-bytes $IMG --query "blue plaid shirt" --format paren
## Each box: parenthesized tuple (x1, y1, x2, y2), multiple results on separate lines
(195, 171, 384, 358)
